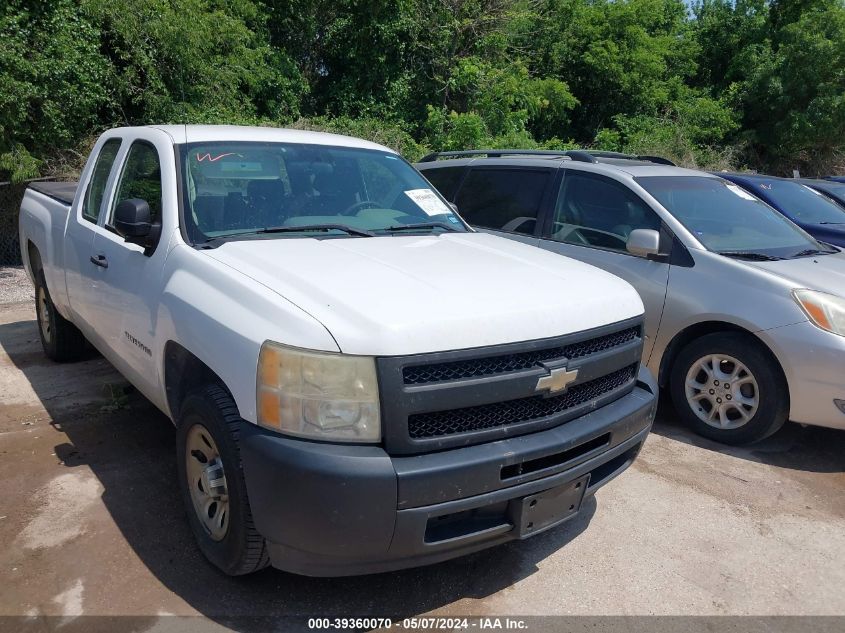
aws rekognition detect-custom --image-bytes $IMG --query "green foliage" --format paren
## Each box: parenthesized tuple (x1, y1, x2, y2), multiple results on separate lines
(528, 0, 699, 138)
(0, 144, 41, 184)
(84, 0, 304, 124)
(736, 1, 845, 171)
(292, 116, 429, 162)
(2, 0, 845, 181)
(1, 0, 112, 180)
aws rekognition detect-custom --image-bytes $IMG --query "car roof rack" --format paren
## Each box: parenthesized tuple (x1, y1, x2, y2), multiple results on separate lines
(417, 149, 675, 166)
(417, 149, 577, 162)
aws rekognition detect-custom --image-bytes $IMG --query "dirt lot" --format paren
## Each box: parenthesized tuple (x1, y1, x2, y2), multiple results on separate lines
(1, 288, 844, 628)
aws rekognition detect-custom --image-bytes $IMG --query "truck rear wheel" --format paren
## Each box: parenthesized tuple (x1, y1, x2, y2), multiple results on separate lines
(669, 332, 788, 445)
(176, 384, 269, 575)
(34, 269, 87, 362)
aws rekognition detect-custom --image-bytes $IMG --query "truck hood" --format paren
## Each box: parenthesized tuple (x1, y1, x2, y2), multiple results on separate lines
(204, 232, 643, 355)
(744, 251, 845, 296)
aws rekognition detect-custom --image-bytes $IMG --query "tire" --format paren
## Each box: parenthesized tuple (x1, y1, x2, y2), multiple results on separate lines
(34, 269, 87, 362)
(669, 332, 788, 445)
(176, 384, 269, 575)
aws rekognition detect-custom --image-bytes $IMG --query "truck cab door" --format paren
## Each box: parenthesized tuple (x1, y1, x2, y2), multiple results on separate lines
(64, 137, 124, 338)
(87, 138, 173, 400)
(538, 170, 670, 363)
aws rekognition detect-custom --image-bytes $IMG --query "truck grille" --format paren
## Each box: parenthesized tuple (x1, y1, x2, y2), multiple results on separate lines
(408, 364, 637, 439)
(376, 317, 644, 454)
(403, 326, 639, 385)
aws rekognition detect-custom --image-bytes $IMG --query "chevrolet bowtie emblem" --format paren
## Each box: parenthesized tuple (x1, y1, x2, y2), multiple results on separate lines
(536, 366, 579, 395)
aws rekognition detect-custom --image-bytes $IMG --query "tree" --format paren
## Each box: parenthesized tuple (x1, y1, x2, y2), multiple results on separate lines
(738, 1, 845, 172)
(0, 0, 112, 181)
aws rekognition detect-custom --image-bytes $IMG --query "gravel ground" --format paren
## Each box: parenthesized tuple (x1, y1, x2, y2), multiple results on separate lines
(0, 266, 34, 304)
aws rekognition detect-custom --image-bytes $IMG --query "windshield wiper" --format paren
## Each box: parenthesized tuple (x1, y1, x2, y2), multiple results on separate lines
(199, 224, 374, 246)
(718, 251, 784, 261)
(255, 224, 375, 237)
(818, 221, 845, 225)
(381, 222, 460, 233)
(791, 248, 837, 257)
(205, 224, 377, 241)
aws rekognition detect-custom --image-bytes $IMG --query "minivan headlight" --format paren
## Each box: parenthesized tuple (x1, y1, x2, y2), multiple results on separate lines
(256, 342, 380, 442)
(793, 289, 845, 337)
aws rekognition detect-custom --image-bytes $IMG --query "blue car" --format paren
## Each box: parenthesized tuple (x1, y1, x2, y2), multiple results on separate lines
(717, 172, 845, 247)
(824, 176, 845, 183)
(800, 178, 845, 210)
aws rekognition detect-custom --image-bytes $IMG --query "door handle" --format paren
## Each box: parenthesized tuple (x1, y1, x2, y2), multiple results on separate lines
(90, 254, 109, 269)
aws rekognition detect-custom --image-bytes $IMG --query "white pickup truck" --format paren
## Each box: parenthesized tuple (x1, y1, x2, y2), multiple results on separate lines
(19, 125, 657, 576)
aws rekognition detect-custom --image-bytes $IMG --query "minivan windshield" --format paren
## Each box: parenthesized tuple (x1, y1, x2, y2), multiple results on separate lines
(180, 142, 467, 243)
(750, 178, 845, 225)
(636, 176, 830, 259)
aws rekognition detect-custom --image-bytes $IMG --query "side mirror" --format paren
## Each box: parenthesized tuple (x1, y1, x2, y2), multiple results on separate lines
(626, 228, 661, 258)
(114, 199, 161, 254)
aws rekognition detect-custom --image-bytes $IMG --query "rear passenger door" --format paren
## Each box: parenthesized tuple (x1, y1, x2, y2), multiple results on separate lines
(65, 136, 123, 336)
(539, 170, 670, 361)
(453, 167, 556, 246)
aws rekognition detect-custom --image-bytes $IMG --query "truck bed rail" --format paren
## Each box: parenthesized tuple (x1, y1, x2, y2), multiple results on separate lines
(28, 181, 78, 206)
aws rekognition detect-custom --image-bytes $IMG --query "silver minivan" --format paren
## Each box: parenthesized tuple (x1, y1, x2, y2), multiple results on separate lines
(417, 150, 845, 444)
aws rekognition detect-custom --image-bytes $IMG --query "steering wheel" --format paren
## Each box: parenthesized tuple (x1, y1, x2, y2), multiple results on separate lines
(552, 222, 591, 246)
(552, 222, 627, 250)
(341, 200, 380, 216)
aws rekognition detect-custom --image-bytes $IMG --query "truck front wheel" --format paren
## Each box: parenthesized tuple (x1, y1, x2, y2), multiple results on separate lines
(176, 384, 269, 575)
(34, 269, 87, 362)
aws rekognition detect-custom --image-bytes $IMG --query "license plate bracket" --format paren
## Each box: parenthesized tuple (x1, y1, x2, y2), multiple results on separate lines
(510, 474, 590, 538)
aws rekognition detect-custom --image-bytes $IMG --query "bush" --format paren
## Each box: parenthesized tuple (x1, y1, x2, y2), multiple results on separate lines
(291, 116, 429, 161)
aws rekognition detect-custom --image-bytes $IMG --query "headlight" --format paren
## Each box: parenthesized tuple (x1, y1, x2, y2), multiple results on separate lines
(793, 289, 845, 337)
(256, 342, 380, 442)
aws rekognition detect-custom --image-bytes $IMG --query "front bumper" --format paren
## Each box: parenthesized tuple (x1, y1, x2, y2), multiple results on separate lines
(239, 366, 657, 576)
(757, 320, 845, 430)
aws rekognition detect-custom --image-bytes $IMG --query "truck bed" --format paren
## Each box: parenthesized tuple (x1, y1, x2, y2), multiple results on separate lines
(28, 181, 78, 206)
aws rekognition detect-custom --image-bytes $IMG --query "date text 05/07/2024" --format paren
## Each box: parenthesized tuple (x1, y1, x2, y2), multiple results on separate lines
(307, 618, 529, 630)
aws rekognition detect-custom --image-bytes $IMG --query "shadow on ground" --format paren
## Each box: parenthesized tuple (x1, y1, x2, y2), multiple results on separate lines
(1, 314, 597, 628)
(650, 392, 845, 474)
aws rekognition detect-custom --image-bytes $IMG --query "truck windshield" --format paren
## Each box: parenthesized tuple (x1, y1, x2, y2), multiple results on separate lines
(180, 142, 467, 242)
(750, 178, 845, 225)
(636, 176, 830, 259)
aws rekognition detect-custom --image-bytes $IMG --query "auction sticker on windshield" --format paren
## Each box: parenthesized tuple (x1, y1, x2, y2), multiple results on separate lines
(405, 188, 452, 216)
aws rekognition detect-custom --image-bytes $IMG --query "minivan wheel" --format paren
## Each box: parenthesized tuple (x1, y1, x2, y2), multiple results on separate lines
(34, 269, 87, 362)
(176, 384, 269, 575)
(670, 332, 788, 445)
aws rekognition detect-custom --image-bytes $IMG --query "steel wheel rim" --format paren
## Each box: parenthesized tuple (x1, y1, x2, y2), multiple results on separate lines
(37, 286, 52, 344)
(185, 424, 229, 541)
(685, 354, 759, 430)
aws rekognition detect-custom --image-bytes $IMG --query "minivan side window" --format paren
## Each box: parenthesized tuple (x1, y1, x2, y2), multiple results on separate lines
(551, 171, 661, 252)
(82, 139, 122, 223)
(110, 142, 163, 225)
(422, 166, 466, 201)
(455, 168, 550, 234)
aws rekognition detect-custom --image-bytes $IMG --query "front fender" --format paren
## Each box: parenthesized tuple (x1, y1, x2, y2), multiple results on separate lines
(154, 246, 339, 422)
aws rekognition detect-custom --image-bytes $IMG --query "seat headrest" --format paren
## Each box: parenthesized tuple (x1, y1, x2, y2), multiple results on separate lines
(247, 179, 285, 200)
(194, 195, 224, 214)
